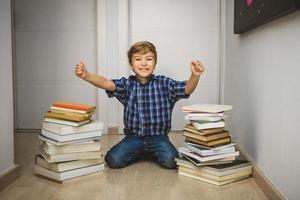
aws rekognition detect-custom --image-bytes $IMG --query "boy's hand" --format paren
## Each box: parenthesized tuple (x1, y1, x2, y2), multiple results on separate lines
(190, 60, 205, 76)
(75, 60, 88, 79)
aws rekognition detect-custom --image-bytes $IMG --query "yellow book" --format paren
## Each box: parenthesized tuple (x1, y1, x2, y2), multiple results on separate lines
(184, 124, 225, 136)
(183, 131, 229, 142)
(185, 136, 231, 147)
(45, 111, 91, 122)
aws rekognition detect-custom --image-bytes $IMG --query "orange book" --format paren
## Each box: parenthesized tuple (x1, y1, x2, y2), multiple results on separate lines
(52, 102, 96, 112)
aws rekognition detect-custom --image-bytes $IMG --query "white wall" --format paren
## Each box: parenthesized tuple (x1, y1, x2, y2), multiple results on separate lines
(223, 0, 300, 199)
(0, 0, 14, 173)
(14, 0, 98, 129)
(131, 0, 220, 130)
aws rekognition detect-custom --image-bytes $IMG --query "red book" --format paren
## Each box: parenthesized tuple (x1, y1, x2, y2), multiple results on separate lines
(51, 102, 96, 112)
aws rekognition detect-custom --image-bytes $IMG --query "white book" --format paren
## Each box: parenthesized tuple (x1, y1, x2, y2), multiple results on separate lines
(44, 117, 90, 127)
(182, 104, 232, 113)
(41, 140, 101, 155)
(43, 121, 103, 135)
(176, 156, 234, 167)
(38, 134, 101, 146)
(178, 147, 239, 162)
(185, 115, 225, 122)
(35, 154, 103, 172)
(187, 112, 225, 117)
(191, 120, 225, 130)
(41, 149, 102, 163)
(185, 142, 236, 151)
(184, 142, 235, 157)
(176, 158, 252, 176)
(178, 171, 250, 186)
(34, 163, 104, 182)
(41, 129, 102, 142)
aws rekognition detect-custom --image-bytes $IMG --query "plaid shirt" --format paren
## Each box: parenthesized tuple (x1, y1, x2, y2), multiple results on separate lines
(106, 75, 189, 136)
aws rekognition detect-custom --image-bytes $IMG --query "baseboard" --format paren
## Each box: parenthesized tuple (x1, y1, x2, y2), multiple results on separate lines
(0, 164, 20, 191)
(236, 144, 287, 200)
(107, 127, 120, 134)
(15, 129, 41, 133)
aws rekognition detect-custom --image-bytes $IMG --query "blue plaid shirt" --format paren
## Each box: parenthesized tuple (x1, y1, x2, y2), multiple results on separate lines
(106, 75, 189, 136)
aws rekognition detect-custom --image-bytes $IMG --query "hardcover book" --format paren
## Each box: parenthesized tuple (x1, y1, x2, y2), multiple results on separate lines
(44, 117, 90, 127)
(185, 136, 231, 147)
(40, 149, 102, 163)
(184, 124, 225, 136)
(41, 129, 102, 142)
(182, 104, 232, 113)
(183, 131, 229, 142)
(34, 163, 104, 182)
(42, 121, 103, 135)
(52, 102, 96, 112)
(35, 154, 103, 172)
(41, 140, 101, 154)
(178, 146, 239, 162)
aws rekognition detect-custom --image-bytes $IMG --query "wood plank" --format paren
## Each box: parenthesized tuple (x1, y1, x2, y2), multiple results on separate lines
(0, 132, 269, 200)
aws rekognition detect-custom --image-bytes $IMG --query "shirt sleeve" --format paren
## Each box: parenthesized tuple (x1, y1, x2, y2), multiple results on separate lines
(167, 78, 190, 102)
(105, 77, 128, 105)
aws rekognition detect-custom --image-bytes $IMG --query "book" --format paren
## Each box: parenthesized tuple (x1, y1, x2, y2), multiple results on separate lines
(184, 142, 235, 156)
(185, 136, 231, 147)
(191, 120, 225, 130)
(187, 112, 225, 117)
(176, 155, 233, 167)
(43, 121, 103, 135)
(182, 104, 232, 113)
(185, 115, 225, 122)
(179, 165, 252, 182)
(34, 163, 104, 182)
(178, 146, 239, 162)
(45, 111, 91, 122)
(199, 160, 252, 174)
(178, 170, 250, 186)
(50, 106, 90, 114)
(52, 102, 96, 112)
(38, 134, 101, 146)
(183, 131, 229, 142)
(178, 168, 251, 186)
(176, 157, 252, 176)
(51, 109, 94, 117)
(44, 117, 90, 127)
(184, 124, 225, 135)
(40, 149, 102, 163)
(41, 129, 102, 142)
(185, 142, 236, 151)
(35, 154, 103, 172)
(41, 140, 101, 154)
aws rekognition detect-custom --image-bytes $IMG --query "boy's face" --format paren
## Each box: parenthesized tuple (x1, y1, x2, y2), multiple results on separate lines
(130, 51, 156, 81)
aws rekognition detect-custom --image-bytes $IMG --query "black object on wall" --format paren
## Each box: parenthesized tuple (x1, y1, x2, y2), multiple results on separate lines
(234, 0, 300, 34)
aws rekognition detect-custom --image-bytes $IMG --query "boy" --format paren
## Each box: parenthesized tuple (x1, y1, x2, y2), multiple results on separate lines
(75, 41, 204, 169)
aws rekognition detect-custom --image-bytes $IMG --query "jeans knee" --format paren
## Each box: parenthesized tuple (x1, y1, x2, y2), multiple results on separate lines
(105, 151, 127, 168)
(157, 150, 178, 169)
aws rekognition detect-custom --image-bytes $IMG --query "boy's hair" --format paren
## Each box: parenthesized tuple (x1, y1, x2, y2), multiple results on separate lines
(127, 41, 157, 65)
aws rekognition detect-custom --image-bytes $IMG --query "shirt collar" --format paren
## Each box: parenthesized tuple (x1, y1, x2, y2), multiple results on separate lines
(129, 74, 158, 85)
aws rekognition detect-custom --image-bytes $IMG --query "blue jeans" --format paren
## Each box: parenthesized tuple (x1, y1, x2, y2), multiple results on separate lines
(105, 135, 178, 169)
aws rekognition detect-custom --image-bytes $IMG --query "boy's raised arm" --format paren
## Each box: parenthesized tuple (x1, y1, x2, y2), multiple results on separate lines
(185, 60, 205, 95)
(75, 61, 116, 91)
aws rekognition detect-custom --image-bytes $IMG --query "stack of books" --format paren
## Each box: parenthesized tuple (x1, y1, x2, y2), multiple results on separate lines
(34, 102, 105, 183)
(176, 104, 252, 186)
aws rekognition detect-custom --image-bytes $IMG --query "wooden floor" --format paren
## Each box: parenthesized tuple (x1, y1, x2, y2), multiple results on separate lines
(0, 132, 268, 200)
